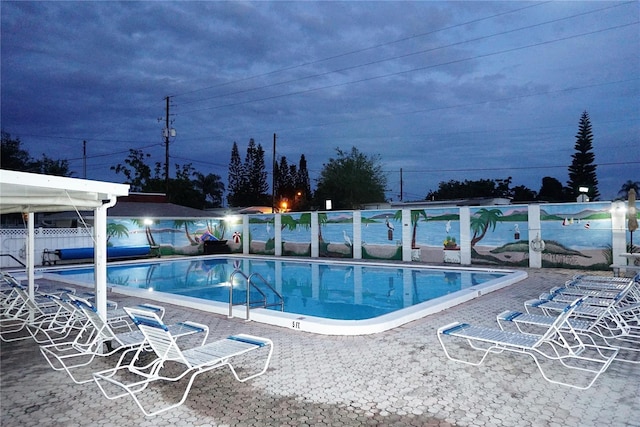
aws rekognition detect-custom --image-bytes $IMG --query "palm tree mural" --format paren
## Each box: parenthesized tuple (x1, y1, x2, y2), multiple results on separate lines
(132, 219, 157, 247)
(207, 220, 227, 240)
(106, 222, 129, 246)
(470, 208, 503, 247)
(173, 220, 197, 245)
(397, 209, 427, 249)
(317, 213, 329, 255)
(298, 212, 311, 231)
(280, 214, 298, 231)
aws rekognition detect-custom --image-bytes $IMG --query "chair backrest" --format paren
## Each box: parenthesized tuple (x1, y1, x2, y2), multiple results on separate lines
(69, 295, 117, 342)
(124, 307, 188, 365)
(536, 297, 585, 346)
(13, 286, 43, 316)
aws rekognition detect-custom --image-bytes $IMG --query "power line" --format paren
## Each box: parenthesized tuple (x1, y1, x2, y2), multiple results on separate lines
(169, 1, 553, 100)
(175, 21, 638, 115)
(391, 160, 640, 174)
(175, 1, 630, 108)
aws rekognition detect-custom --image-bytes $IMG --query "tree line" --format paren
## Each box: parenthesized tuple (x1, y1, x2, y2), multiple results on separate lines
(2, 111, 638, 211)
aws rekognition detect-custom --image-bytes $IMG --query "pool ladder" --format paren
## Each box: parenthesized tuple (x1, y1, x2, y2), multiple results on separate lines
(228, 270, 284, 320)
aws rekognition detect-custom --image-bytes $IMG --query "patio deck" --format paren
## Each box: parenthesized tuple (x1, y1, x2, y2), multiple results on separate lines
(1, 268, 638, 426)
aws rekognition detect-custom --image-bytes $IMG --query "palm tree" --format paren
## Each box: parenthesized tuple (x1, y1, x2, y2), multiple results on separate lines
(173, 220, 197, 245)
(106, 222, 129, 245)
(132, 219, 157, 247)
(280, 214, 298, 231)
(410, 210, 428, 249)
(470, 208, 503, 247)
(618, 180, 640, 199)
(193, 172, 225, 208)
(394, 209, 427, 249)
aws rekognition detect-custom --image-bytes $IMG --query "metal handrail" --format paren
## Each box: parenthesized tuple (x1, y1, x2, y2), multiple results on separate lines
(228, 269, 284, 320)
(0, 253, 26, 267)
(247, 272, 284, 317)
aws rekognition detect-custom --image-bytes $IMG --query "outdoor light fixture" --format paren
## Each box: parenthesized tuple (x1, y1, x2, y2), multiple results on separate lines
(325, 200, 332, 210)
(143, 218, 153, 226)
(577, 187, 589, 202)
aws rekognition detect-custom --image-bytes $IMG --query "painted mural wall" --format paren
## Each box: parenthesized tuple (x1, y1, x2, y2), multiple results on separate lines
(360, 209, 402, 260)
(411, 208, 461, 264)
(319, 211, 354, 258)
(91, 199, 636, 272)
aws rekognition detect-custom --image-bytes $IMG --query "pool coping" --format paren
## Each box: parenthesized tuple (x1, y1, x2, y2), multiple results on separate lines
(42, 256, 528, 335)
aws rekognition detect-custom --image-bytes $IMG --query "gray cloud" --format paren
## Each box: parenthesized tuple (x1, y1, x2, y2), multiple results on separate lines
(2, 1, 638, 201)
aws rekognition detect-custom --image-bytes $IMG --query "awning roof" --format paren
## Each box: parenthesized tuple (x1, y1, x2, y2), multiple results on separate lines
(0, 169, 130, 214)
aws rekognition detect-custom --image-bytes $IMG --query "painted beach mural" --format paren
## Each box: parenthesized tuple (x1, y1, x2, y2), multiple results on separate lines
(469, 205, 529, 267)
(360, 210, 402, 260)
(466, 202, 612, 269)
(91, 199, 631, 271)
(248, 214, 275, 255)
(538, 202, 612, 269)
(411, 208, 461, 264)
(281, 212, 312, 257)
(106, 218, 232, 256)
(319, 211, 354, 258)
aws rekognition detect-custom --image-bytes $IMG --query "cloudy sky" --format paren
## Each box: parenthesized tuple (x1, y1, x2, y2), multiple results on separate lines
(2, 1, 638, 202)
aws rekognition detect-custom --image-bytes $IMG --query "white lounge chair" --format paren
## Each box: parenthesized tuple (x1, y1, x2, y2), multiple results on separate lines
(525, 283, 640, 328)
(93, 306, 273, 417)
(40, 297, 208, 384)
(497, 307, 640, 364)
(0, 287, 73, 342)
(437, 298, 619, 389)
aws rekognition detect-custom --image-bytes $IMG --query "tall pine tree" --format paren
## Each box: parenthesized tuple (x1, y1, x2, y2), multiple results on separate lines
(227, 141, 245, 207)
(567, 111, 600, 201)
(295, 154, 311, 210)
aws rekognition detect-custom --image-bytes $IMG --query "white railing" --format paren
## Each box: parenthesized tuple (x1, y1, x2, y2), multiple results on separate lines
(0, 227, 94, 268)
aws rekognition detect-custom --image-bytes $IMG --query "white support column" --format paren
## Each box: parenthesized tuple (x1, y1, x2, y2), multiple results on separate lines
(528, 204, 543, 268)
(242, 215, 250, 254)
(611, 201, 627, 267)
(353, 211, 362, 260)
(311, 212, 319, 258)
(27, 212, 35, 301)
(93, 201, 111, 321)
(274, 214, 282, 256)
(402, 209, 412, 262)
(459, 207, 471, 265)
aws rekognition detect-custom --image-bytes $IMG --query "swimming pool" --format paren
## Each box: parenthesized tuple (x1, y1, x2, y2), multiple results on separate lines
(46, 256, 527, 335)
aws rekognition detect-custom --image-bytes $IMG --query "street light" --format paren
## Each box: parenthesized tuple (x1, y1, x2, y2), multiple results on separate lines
(577, 186, 589, 202)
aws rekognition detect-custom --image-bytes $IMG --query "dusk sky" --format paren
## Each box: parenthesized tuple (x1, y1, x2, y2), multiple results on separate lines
(1, 1, 638, 202)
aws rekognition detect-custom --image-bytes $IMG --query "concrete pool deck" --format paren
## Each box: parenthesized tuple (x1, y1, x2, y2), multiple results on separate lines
(1, 268, 638, 426)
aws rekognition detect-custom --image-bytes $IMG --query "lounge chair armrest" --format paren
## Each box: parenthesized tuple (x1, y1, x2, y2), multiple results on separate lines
(437, 322, 464, 335)
(496, 310, 522, 322)
(137, 303, 165, 319)
(228, 333, 273, 348)
(178, 321, 209, 343)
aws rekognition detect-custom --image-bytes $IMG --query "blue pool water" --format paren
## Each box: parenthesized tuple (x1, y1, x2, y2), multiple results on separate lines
(50, 257, 511, 321)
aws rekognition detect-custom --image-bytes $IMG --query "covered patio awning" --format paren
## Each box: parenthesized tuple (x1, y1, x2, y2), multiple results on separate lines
(0, 169, 129, 319)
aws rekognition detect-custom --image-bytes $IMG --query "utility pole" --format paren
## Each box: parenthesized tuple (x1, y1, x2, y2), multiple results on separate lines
(83, 140, 87, 179)
(161, 96, 176, 195)
(164, 96, 170, 195)
(272, 133, 276, 213)
(399, 168, 403, 202)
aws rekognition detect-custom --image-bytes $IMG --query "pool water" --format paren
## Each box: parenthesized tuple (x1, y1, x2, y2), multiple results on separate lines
(51, 257, 510, 321)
